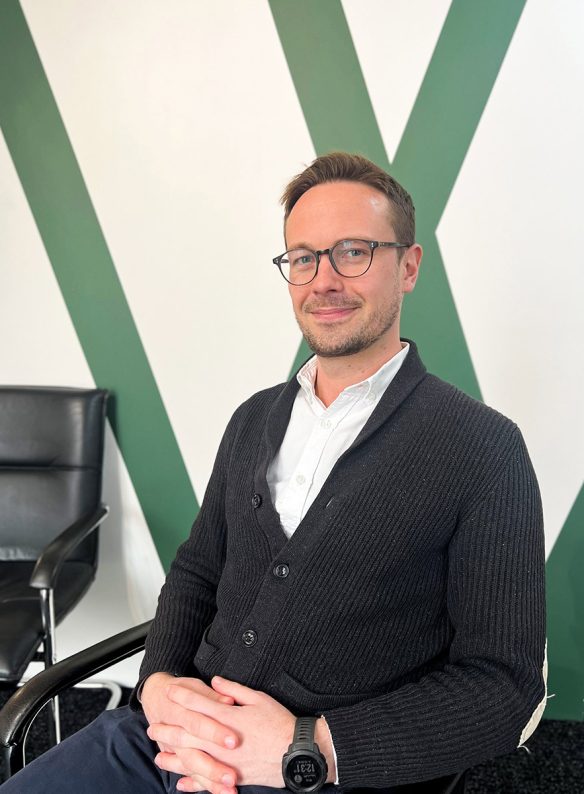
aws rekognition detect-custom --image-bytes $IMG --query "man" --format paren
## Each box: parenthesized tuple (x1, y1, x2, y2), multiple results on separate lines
(1, 153, 546, 793)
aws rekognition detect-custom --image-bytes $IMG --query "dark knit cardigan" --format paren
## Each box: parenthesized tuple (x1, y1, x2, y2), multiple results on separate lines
(137, 342, 546, 790)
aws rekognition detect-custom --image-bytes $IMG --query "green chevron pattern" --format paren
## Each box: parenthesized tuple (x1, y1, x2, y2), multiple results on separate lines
(271, 0, 527, 395)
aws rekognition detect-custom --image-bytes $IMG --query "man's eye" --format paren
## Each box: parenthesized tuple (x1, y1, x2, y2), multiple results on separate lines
(341, 247, 368, 259)
(292, 255, 314, 267)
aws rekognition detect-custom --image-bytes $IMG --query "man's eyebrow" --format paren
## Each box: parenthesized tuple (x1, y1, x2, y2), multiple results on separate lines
(286, 237, 373, 250)
(285, 241, 313, 250)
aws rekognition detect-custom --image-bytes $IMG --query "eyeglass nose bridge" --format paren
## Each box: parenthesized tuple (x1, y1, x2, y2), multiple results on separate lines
(312, 247, 341, 278)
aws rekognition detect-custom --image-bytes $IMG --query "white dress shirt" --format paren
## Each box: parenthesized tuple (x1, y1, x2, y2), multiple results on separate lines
(267, 343, 410, 538)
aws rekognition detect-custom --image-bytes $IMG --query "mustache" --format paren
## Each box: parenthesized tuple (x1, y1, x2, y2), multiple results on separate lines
(302, 298, 361, 313)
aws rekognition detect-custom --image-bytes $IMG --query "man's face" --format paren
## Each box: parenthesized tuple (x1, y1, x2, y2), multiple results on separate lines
(284, 180, 420, 359)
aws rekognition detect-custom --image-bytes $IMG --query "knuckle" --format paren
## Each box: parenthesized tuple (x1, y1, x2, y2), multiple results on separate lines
(212, 725, 227, 744)
(193, 774, 216, 794)
(207, 763, 227, 783)
(181, 689, 201, 710)
(188, 712, 203, 734)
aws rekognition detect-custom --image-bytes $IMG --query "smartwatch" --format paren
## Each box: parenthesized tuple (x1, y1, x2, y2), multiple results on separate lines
(282, 716, 328, 793)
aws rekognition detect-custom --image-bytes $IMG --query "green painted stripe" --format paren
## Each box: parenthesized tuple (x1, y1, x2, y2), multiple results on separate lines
(545, 483, 584, 720)
(0, 0, 197, 571)
(270, 0, 388, 378)
(268, 0, 389, 168)
(392, 0, 527, 390)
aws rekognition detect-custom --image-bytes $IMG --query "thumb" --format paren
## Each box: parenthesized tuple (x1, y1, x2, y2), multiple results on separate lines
(211, 676, 259, 705)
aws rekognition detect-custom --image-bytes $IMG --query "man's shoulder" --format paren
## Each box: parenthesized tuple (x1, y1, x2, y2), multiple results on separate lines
(420, 372, 521, 450)
(401, 341, 519, 441)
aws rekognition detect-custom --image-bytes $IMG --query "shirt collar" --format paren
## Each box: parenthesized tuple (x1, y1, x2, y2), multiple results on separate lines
(297, 342, 410, 407)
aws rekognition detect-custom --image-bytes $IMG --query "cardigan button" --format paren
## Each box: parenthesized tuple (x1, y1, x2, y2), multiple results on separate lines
(273, 563, 290, 578)
(242, 629, 257, 647)
(251, 493, 262, 509)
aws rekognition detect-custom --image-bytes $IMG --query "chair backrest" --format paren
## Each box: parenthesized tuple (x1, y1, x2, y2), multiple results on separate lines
(0, 387, 108, 564)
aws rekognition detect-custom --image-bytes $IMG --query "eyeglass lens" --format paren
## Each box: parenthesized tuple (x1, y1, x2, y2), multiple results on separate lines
(279, 240, 373, 285)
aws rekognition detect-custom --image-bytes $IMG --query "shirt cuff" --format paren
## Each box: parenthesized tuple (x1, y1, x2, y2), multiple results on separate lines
(320, 714, 339, 785)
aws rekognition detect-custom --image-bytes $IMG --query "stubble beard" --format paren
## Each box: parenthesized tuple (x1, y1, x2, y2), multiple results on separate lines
(295, 296, 401, 358)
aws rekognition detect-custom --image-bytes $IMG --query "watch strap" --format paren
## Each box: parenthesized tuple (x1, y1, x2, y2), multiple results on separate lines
(292, 716, 317, 750)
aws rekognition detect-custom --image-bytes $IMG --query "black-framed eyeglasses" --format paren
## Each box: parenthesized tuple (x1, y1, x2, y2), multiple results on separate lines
(272, 239, 410, 286)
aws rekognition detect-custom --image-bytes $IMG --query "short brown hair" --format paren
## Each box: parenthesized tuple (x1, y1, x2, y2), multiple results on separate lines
(281, 152, 415, 244)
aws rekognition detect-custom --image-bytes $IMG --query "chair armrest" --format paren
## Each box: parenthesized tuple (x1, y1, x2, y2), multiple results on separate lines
(29, 504, 109, 590)
(0, 620, 152, 752)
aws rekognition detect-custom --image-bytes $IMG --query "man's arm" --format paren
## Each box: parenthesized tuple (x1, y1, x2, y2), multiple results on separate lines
(150, 428, 546, 790)
(133, 407, 244, 793)
(132, 407, 240, 705)
(320, 427, 546, 787)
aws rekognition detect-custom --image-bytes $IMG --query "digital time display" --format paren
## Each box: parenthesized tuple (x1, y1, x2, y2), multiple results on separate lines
(290, 754, 318, 785)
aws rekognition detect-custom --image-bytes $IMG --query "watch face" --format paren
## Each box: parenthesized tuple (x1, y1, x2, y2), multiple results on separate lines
(287, 754, 320, 789)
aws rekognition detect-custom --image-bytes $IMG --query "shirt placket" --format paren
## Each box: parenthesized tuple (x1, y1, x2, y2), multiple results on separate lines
(279, 392, 361, 531)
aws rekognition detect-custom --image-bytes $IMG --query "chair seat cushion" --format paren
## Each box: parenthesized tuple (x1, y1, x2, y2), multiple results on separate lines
(0, 560, 95, 682)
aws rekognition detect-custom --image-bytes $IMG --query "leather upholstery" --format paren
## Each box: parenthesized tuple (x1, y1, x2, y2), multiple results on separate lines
(0, 387, 108, 683)
(0, 561, 94, 681)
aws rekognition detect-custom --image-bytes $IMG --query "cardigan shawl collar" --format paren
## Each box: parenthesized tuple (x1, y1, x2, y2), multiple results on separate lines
(253, 340, 427, 557)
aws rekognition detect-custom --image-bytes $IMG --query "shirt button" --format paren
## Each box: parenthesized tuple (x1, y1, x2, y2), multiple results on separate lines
(296, 474, 306, 485)
(242, 629, 257, 647)
(320, 418, 332, 429)
(251, 493, 262, 508)
(366, 392, 377, 403)
(273, 563, 290, 578)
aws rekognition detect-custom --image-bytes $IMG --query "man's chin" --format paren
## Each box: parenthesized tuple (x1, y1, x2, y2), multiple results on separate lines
(303, 333, 371, 358)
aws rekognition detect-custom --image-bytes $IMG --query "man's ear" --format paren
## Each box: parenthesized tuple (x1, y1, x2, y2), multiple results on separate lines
(401, 244, 422, 294)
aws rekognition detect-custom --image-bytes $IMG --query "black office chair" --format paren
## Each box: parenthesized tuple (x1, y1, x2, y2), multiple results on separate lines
(0, 387, 109, 745)
(0, 620, 151, 778)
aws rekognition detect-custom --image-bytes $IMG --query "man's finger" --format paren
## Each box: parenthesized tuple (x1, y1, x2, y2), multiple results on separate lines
(154, 748, 236, 794)
(211, 675, 261, 705)
(177, 774, 235, 794)
(175, 778, 205, 793)
(173, 677, 234, 705)
(166, 685, 238, 744)
(148, 722, 204, 749)
(162, 691, 239, 748)
(184, 711, 238, 749)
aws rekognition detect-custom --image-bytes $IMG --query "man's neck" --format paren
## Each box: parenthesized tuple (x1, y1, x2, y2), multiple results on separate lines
(314, 337, 404, 408)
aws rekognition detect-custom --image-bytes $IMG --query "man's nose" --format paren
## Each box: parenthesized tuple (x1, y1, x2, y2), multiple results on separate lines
(312, 252, 343, 290)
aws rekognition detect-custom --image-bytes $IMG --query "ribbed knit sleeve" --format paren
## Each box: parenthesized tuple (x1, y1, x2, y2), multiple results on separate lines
(323, 428, 546, 788)
(130, 405, 239, 707)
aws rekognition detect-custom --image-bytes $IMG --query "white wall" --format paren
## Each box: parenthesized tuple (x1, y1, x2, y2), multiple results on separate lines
(1, 0, 582, 687)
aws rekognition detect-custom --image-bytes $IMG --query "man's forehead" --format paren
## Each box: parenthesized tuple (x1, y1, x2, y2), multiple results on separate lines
(291, 180, 388, 210)
(284, 181, 394, 242)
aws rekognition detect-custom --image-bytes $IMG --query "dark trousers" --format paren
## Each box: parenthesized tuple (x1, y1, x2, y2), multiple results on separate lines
(0, 706, 465, 793)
